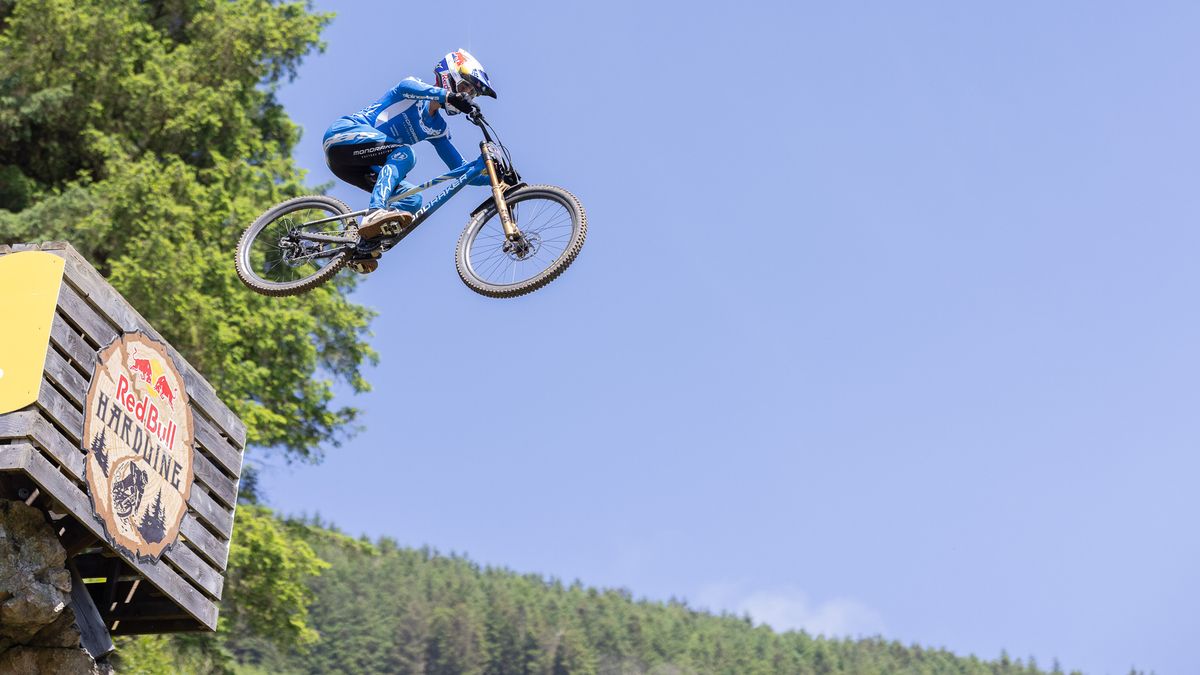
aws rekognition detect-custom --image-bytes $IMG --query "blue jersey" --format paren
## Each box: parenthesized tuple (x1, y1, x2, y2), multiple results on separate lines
(322, 76, 485, 211)
(339, 77, 451, 147)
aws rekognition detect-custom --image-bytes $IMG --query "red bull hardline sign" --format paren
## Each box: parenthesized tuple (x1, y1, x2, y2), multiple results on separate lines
(83, 332, 195, 560)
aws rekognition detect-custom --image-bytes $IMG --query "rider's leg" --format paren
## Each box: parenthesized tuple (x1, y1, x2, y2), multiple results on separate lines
(323, 120, 398, 190)
(360, 147, 422, 239)
(322, 124, 406, 271)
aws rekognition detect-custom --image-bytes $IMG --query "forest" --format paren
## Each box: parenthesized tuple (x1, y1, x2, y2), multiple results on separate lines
(121, 512, 1086, 675)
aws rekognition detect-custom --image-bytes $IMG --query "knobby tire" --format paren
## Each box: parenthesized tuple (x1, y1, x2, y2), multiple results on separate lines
(235, 195, 355, 297)
(455, 185, 587, 298)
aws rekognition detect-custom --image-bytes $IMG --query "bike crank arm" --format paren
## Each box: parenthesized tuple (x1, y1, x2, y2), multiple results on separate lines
(285, 247, 349, 264)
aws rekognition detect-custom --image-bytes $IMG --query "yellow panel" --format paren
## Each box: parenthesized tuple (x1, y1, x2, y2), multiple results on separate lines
(0, 251, 65, 414)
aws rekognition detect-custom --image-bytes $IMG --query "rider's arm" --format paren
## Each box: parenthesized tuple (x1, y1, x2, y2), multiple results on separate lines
(429, 135, 490, 186)
(429, 134, 465, 169)
(385, 77, 449, 104)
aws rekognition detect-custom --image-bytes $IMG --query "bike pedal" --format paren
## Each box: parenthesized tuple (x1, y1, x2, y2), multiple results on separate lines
(358, 210, 414, 240)
(348, 259, 379, 275)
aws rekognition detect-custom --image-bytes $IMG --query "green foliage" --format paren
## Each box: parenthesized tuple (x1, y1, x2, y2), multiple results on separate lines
(111, 634, 175, 674)
(0, 0, 375, 460)
(221, 506, 330, 649)
(216, 515, 1084, 675)
(112, 507, 330, 675)
(114, 633, 237, 675)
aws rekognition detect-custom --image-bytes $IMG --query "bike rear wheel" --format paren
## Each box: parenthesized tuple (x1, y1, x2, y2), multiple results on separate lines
(236, 195, 356, 297)
(455, 185, 586, 298)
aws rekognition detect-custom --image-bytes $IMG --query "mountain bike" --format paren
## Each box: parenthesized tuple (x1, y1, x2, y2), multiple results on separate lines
(234, 107, 586, 298)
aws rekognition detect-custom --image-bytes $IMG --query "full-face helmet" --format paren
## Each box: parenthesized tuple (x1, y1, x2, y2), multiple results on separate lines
(434, 49, 497, 114)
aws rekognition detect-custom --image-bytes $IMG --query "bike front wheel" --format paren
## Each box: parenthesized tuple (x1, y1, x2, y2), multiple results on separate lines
(235, 195, 356, 297)
(455, 185, 587, 298)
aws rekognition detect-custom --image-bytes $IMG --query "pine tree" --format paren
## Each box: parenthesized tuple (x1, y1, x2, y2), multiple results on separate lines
(90, 430, 109, 476)
(137, 488, 167, 544)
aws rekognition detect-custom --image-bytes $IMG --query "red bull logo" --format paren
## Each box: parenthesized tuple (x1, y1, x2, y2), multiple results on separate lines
(131, 357, 153, 383)
(154, 375, 175, 409)
(129, 349, 178, 409)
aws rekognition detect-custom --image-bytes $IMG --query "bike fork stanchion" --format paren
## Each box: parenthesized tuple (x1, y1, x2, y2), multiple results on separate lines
(482, 142, 518, 240)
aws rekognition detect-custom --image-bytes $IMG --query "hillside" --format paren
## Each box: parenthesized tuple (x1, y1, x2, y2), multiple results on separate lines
(217, 516, 1079, 675)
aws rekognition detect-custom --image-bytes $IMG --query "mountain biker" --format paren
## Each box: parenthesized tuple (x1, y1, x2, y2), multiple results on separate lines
(322, 49, 498, 273)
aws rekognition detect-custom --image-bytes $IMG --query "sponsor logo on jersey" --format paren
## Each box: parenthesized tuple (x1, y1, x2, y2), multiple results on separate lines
(351, 143, 401, 157)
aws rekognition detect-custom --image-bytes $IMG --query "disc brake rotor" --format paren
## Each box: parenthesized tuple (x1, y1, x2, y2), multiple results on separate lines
(503, 232, 542, 261)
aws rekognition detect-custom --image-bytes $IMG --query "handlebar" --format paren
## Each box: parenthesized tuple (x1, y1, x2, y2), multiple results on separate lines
(465, 106, 520, 185)
(467, 106, 493, 142)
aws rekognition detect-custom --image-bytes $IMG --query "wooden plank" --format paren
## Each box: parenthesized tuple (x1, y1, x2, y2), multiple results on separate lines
(191, 449, 237, 508)
(181, 379, 246, 452)
(192, 412, 242, 478)
(49, 248, 247, 448)
(0, 410, 36, 440)
(28, 413, 86, 484)
(0, 444, 219, 629)
(164, 541, 224, 601)
(187, 483, 233, 538)
(55, 283, 118, 348)
(50, 314, 97, 372)
(181, 513, 229, 570)
(74, 533, 224, 603)
(43, 347, 89, 408)
(67, 559, 116, 658)
(0, 442, 31, 472)
(36, 381, 84, 445)
(0, 412, 88, 508)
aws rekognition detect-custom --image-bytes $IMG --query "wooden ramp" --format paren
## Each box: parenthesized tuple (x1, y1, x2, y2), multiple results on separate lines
(0, 241, 246, 634)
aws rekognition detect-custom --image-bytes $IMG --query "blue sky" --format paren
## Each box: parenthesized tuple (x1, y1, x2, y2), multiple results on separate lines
(258, 2, 1200, 673)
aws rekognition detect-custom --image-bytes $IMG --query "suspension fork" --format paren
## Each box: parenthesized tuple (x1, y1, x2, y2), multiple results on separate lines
(482, 142, 520, 240)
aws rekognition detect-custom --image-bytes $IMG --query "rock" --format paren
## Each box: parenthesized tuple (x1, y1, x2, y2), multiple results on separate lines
(0, 644, 114, 674)
(0, 499, 113, 673)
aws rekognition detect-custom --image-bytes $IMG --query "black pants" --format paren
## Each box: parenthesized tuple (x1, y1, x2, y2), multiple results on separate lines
(324, 141, 405, 193)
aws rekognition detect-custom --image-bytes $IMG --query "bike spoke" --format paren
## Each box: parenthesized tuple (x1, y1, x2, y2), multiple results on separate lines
(248, 207, 351, 284)
(467, 195, 575, 288)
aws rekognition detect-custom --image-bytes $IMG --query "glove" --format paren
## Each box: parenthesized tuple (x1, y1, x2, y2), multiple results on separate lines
(447, 92, 474, 114)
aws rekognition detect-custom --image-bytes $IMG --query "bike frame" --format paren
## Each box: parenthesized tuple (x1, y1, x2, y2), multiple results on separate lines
(297, 152, 512, 252)
(382, 155, 488, 228)
(298, 155, 486, 238)
(293, 111, 519, 255)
